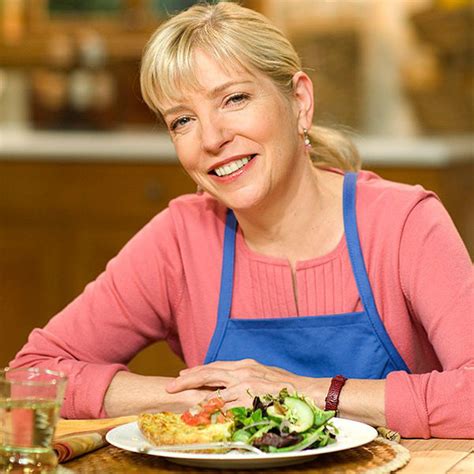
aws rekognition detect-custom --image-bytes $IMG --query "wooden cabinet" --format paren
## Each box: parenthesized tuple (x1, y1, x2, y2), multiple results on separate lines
(0, 160, 194, 375)
(1, 159, 472, 375)
(0, 225, 64, 359)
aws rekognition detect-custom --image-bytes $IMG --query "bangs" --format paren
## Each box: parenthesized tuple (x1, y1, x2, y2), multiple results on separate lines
(142, 29, 251, 118)
(140, 1, 301, 120)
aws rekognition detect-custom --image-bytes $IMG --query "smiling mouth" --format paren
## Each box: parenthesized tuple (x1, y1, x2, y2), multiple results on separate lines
(209, 155, 256, 177)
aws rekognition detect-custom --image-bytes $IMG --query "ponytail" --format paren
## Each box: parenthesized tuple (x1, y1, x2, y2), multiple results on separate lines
(308, 126, 361, 172)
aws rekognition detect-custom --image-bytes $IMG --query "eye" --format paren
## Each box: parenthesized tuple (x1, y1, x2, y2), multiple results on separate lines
(170, 116, 192, 131)
(224, 93, 250, 107)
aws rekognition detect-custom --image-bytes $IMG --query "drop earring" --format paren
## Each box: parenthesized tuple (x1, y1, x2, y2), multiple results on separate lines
(303, 128, 312, 148)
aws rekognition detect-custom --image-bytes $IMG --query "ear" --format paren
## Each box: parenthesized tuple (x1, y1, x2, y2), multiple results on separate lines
(291, 71, 314, 132)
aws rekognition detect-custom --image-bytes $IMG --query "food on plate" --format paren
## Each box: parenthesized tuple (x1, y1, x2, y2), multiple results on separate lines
(138, 389, 337, 453)
(138, 397, 234, 446)
(229, 389, 337, 452)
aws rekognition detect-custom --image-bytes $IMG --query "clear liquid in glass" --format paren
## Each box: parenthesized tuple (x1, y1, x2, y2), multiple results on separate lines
(0, 398, 61, 472)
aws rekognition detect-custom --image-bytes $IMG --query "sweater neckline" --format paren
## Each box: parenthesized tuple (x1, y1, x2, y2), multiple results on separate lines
(235, 227, 347, 269)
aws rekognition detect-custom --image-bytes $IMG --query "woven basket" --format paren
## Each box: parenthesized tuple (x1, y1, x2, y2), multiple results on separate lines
(62, 437, 410, 473)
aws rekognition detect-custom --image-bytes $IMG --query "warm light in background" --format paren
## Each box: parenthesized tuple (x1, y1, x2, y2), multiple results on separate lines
(2, 0, 25, 44)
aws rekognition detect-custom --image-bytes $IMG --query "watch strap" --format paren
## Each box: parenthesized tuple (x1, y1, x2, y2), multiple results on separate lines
(324, 375, 348, 415)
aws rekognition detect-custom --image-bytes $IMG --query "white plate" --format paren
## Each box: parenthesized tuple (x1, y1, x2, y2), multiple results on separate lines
(106, 418, 377, 469)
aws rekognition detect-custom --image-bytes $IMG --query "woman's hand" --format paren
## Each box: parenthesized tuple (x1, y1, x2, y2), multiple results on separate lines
(166, 359, 325, 407)
(166, 360, 386, 426)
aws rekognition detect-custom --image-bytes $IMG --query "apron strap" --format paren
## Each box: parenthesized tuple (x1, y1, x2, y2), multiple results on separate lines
(206, 175, 409, 372)
(204, 209, 237, 363)
(343, 172, 410, 372)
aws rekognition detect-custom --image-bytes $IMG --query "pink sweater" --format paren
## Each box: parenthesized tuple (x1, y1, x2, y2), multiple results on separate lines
(12, 171, 473, 438)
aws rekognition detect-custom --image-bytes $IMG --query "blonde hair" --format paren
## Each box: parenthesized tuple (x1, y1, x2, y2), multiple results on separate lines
(140, 1, 360, 171)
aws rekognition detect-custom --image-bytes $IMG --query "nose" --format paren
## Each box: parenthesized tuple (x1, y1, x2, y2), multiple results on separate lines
(199, 114, 232, 154)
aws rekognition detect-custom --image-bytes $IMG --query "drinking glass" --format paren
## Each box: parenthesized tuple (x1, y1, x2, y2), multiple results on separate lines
(0, 367, 67, 472)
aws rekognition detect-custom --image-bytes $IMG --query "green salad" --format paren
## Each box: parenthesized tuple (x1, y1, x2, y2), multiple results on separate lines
(229, 389, 338, 452)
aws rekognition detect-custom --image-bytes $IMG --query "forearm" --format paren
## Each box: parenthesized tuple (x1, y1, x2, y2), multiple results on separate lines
(337, 379, 385, 427)
(295, 376, 385, 427)
(104, 371, 213, 418)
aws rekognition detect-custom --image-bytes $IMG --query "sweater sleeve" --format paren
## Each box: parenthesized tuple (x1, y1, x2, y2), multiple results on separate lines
(385, 196, 474, 438)
(10, 209, 184, 419)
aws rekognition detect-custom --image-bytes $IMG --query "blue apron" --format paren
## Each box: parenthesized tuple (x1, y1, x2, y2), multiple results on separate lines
(204, 172, 410, 379)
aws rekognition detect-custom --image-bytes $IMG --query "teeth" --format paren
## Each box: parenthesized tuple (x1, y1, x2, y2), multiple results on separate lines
(214, 156, 252, 177)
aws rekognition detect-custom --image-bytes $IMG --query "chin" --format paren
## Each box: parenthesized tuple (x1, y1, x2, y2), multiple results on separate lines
(220, 191, 267, 213)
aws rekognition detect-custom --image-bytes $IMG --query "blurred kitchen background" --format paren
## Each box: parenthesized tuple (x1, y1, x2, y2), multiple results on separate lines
(1, 0, 472, 373)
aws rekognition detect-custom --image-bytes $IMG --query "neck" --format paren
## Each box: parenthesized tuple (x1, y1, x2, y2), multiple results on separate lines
(234, 165, 343, 267)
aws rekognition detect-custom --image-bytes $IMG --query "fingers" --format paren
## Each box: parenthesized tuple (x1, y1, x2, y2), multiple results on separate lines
(179, 359, 259, 375)
(219, 380, 297, 408)
(166, 367, 239, 393)
(168, 360, 263, 394)
(166, 359, 301, 407)
(203, 359, 294, 378)
(177, 359, 283, 385)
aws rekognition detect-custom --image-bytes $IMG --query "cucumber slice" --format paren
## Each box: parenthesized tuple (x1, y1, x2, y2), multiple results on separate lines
(283, 397, 314, 433)
(266, 404, 285, 422)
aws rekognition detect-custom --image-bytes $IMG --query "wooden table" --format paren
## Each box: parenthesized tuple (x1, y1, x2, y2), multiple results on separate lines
(55, 417, 473, 473)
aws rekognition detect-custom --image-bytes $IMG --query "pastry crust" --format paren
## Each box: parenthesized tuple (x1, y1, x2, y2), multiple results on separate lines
(138, 412, 234, 446)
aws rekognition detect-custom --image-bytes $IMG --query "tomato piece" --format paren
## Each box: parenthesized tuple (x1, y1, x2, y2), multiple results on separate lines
(208, 397, 225, 410)
(201, 397, 224, 414)
(180, 411, 194, 424)
(181, 397, 226, 426)
(181, 411, 211, 426)
(197, 413, 211, 425)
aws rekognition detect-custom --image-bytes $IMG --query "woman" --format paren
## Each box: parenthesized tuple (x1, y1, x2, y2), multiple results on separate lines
(11, 2, 472, 439)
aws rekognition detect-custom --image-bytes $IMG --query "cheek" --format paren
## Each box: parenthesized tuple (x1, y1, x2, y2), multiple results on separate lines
(249, 100, 293, 142)
(241, 111, 277, 144)
(173, 136, 200, 172)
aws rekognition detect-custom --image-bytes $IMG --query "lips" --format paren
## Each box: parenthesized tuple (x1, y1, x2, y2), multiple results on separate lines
(209, 155, 256, 177)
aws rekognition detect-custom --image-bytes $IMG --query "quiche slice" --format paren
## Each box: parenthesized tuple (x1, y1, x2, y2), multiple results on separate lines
(138, 397, 234, 447)
(138, 411, 234, 446)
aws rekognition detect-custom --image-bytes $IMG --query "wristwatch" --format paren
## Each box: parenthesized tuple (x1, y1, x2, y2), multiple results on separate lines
(324, 375, 348, 416)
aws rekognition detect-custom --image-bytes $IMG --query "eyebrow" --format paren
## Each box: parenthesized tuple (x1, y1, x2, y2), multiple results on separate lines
(162, 80, 254, 118)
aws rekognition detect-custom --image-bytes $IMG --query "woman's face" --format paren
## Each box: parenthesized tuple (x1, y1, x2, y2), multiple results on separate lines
(160, 50, 311, 212)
